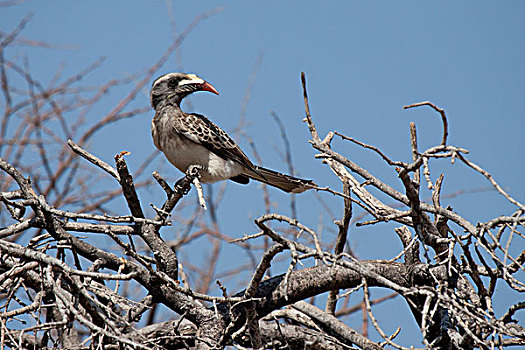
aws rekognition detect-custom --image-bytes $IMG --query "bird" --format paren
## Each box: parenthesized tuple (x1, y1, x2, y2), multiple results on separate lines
(150, 72, 315, 193)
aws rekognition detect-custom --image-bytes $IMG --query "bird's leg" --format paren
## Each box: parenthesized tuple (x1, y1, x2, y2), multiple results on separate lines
(172, 165, 203, 195)
(187, 165, 207, 210)
(186, 164, 203, 178)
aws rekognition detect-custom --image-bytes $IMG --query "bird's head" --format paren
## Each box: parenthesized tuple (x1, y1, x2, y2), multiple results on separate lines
(150, 73, 219, 109)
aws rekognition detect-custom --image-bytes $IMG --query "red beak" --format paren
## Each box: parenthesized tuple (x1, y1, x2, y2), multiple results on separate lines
(201, 81, 219, 95)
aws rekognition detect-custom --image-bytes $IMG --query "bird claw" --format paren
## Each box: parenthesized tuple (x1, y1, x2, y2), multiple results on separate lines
(186, 165, 203, 179)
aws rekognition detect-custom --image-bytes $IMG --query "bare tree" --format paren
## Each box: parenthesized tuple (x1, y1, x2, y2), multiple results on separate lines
(1, 11, 524, 350)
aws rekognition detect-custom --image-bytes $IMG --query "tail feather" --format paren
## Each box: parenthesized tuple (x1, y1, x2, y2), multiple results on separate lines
(243, 166, 315, 193)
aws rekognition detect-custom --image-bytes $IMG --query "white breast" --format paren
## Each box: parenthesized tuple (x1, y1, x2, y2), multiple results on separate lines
(152, 119, 243, 183)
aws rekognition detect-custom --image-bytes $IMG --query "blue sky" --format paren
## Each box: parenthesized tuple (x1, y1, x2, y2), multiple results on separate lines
(2, 1, 524, 346)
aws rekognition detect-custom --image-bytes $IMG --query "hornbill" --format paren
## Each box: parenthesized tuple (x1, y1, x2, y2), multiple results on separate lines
(150, 73, 314, 193)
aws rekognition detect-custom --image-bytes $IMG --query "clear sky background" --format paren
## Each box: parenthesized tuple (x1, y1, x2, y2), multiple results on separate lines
(2, 1, 524, 347)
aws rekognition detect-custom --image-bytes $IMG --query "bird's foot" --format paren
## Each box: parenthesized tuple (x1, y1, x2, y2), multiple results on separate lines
(186, 164, 203, 179)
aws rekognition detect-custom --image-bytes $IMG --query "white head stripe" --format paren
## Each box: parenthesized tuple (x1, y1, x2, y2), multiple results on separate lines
(152, 73, 178, 86)
(152, 73, 204, 87)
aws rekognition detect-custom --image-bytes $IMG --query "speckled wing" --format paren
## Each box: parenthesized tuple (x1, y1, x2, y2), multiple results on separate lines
(176, 112, 257, 172)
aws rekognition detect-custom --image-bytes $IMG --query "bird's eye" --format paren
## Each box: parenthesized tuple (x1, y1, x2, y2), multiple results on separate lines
(168, 78, 179, 88)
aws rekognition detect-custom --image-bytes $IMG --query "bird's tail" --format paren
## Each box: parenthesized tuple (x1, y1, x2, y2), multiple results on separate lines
(244, 166, 316, 193)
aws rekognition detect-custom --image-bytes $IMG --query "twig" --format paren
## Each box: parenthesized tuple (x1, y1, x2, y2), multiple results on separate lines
(326, 180, 351, 314)
(335, 131, 406, 167)
(410, 122, 420, 187)
(300, 72, 320, 143)
(403, 101, 448, 146)
(293, 301, 383, 350)
(456, 152, 524, 211)
(363, 280, 416, 350)
(67, 139, 119, 181)
(115, 151, 144, 218)
(193, 176, 207, 210)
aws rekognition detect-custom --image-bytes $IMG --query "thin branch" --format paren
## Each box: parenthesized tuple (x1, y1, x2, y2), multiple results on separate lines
(404, 101, 448, 146)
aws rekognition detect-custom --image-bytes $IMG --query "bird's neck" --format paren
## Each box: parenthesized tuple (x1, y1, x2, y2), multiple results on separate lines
(153, 95, 184, 111)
